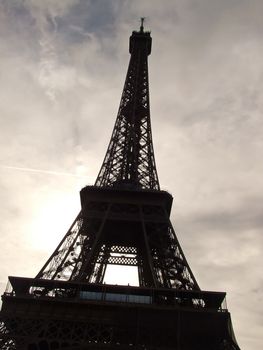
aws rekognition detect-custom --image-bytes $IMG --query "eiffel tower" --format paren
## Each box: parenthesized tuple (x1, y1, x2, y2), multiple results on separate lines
(0, 20, 240, 350)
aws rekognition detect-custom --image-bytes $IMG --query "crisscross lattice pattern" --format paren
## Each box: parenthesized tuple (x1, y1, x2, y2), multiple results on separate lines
(95, 30, 159, 190)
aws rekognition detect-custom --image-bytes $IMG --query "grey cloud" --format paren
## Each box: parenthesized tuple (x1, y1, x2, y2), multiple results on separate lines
(176, 196, 263, 232)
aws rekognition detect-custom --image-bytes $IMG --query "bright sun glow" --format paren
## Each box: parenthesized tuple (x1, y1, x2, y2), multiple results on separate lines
(29, 193, 80, 252)
(27, 184, 140, 287)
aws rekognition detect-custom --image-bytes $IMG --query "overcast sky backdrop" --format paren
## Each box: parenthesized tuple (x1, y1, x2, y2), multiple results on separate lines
(0, 1, 262, 349)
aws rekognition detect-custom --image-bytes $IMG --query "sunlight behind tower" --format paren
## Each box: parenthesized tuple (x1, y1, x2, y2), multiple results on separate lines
(103, 265, 139, 286)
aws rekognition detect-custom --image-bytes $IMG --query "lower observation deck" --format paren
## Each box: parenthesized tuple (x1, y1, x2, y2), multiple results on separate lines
(0, 277, 239, 350)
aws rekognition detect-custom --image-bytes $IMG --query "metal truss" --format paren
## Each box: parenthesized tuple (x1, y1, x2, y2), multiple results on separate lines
(34, 28, 196, 290)
(35, 192, 199, 291)
(146, 220, 199, 290)
(0, 314, 240, 350)
(95, 29, 159, 190)
(36, 212, 84, 281)
(0, 317, 113, 350)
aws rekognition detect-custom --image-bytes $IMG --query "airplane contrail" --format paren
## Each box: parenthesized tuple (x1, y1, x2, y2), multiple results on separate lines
(1, 165, 88, 179)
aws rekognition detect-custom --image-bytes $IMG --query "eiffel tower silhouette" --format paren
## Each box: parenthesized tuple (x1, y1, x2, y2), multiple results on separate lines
(0, 20, 240, 350)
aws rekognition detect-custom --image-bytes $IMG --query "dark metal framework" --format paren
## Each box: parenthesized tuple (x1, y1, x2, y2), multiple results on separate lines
(0, 278, 238, 350)
(35, 187, 198, 289)
(95, 26, 159, 190)
(0, 22, 240, 350)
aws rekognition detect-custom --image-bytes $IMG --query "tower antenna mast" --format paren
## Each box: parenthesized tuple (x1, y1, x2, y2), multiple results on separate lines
(140, 17, 145, 32)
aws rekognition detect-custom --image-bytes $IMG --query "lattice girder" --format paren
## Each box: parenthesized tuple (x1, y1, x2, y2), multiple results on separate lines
(95, 29, 159, 190)
(35, 186, 199, 290)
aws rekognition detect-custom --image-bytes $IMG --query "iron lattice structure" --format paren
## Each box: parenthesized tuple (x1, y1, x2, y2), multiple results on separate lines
(0, 22, 240, 350)
(95, 26, 159, 190)
(35, 188, 199, 290)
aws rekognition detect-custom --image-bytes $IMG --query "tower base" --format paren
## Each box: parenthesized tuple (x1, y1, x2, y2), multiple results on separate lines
(0, 277, 240, 350)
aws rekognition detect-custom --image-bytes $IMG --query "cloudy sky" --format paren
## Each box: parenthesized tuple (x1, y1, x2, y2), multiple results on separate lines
(0, 0, 262, 348)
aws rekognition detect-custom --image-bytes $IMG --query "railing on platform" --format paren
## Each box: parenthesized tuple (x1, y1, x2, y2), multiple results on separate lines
(3, 276, 227, 311)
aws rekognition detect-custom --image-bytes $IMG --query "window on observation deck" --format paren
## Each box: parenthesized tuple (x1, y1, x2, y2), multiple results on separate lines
(79, 291, 151, 305)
